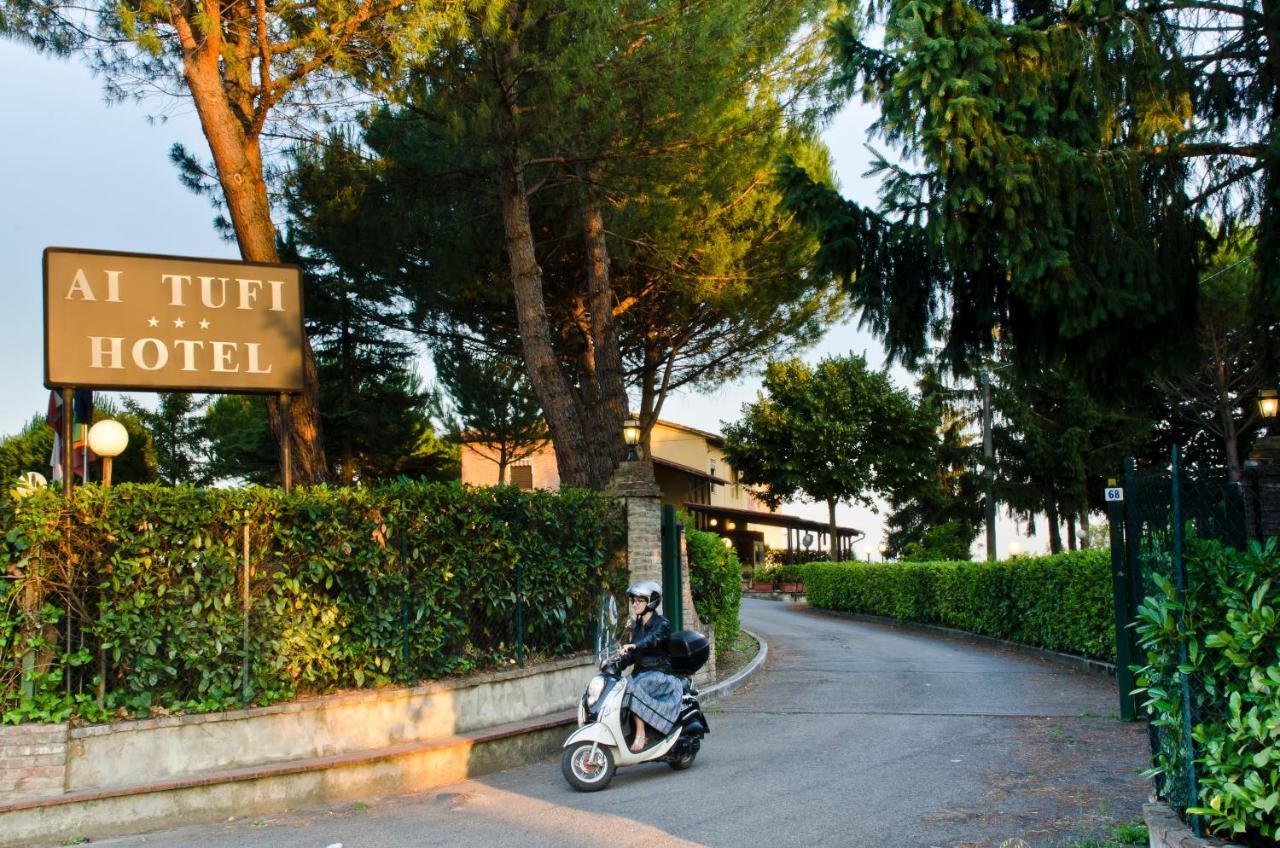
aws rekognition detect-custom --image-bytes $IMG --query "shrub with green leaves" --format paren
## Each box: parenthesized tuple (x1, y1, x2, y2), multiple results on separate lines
(792, 548, 1114, 660)
(684, 524, 742, 659)
(0, 482, 625, 724)
(1133, 537, 1280, 842)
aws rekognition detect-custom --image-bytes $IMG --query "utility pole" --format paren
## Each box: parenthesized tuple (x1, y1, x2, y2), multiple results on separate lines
(983, 369, 996, 561)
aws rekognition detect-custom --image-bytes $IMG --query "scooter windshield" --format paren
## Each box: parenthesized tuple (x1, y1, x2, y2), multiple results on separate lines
(593, 590, 622, 665)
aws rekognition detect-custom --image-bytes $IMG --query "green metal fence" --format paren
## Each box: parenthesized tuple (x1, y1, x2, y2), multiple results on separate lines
(1110, 448, 1257, 836)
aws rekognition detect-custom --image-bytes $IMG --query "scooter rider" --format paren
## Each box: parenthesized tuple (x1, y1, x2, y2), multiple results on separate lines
(619, 580, 683, 753)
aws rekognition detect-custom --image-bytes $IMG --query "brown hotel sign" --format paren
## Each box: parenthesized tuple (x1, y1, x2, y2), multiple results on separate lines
(44, 247, 304, 393)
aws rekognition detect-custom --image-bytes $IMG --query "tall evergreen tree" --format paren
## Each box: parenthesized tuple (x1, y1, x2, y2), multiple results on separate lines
(991, 359, 1155, 551)
(123, 394, 210, 485)
(883, 368, 983, 558)
(282, 7, 841, 484)
(281, 168, 456, 485)
(203, 395, 276, 485)
(780, 0, 1280, 385)
(1154, 226, 1273, 480)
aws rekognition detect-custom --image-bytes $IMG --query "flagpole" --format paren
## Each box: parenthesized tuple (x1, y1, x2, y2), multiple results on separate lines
(279, 392, 293, 493)
(61, 387, 73, 499)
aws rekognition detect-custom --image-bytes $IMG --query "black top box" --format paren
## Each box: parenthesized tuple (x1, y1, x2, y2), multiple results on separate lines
(667, 630, 710, 675)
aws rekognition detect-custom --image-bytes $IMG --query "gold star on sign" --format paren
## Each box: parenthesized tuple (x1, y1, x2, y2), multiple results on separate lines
(147, 317, 159, 327)
(199, 319, 210, 330)
(174, 318, 185, 328)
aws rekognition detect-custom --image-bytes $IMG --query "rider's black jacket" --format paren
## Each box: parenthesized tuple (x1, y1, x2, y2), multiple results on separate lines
(622, 613, 673, 675)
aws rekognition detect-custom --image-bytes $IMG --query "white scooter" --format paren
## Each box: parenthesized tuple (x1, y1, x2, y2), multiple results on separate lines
(561, 623, 710, 792)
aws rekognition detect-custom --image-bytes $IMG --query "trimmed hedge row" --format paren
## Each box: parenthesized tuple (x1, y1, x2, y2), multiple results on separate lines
(1, 482, 626, 724)
(791, 549, 1115, 661)
(684, 524, 742, 659)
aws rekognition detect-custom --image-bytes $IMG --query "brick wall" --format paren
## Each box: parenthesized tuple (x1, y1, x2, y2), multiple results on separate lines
(0, 723, 67, 802)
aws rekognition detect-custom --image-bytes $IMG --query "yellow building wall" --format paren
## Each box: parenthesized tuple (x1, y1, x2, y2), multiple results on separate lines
(458, 420, 785, 549)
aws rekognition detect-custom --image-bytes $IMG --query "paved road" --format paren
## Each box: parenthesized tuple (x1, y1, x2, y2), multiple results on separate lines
(96, 599, 1149, 848)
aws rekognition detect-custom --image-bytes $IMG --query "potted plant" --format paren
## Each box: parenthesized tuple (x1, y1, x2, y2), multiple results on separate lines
(777, 563, 804, 594)
(751, 563, 781, 593)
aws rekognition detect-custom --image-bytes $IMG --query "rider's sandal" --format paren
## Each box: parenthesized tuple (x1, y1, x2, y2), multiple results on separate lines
(629, 737, 646, 753)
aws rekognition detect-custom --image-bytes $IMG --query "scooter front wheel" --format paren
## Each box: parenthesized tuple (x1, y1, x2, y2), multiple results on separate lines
(562, 741, 616, 791)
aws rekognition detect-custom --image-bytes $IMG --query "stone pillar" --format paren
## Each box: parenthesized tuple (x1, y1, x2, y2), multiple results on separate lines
(606, 461, 717, 683)
(0, 723, 68, 802)
(606, 461, 663, 586)
(1243, 432, 1280, 541)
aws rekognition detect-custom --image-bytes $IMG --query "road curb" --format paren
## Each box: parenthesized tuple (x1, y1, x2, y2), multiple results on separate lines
(701, 628, 767, 702)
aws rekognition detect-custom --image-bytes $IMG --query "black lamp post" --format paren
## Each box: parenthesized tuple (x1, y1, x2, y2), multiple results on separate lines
(1260, 388, 1279, 421)
(622, 416, 641, 461)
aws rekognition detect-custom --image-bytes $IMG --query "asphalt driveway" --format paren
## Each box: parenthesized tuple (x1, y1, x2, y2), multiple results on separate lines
(94, 598, 1150, 848)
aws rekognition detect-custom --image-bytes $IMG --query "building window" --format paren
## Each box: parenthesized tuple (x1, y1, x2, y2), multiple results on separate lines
(509, 465, 534, 490)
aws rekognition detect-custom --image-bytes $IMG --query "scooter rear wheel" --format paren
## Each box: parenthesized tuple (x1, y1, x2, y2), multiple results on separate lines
(667, 749, 697, 770)
(562, 741, 616, 791)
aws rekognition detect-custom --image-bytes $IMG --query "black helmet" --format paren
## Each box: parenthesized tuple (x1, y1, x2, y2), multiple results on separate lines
(626, 580, 662, 613)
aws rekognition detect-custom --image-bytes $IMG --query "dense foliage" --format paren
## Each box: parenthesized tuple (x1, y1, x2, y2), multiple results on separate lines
(723, 354, 934, 553)
(1134, 538, 1280, 842)
(794, 550, 1113, 660)
(0, 482, 625, 724)
(684, 524, 743, 660)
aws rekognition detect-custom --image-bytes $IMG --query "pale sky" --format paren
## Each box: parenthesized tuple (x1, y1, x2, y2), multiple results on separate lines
(0, 41, 1044, 556)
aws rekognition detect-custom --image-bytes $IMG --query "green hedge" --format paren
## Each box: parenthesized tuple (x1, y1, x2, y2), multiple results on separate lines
(684, 524, 742, 659)
(1134, 537, 1280, 841)
(792, 549, 1114, 661)
(0, 482, 625, 724)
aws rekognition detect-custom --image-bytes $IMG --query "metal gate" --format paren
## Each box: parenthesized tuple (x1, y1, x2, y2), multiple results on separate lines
(660, 505, 683, 631)
(1106, 447, 1255, 832)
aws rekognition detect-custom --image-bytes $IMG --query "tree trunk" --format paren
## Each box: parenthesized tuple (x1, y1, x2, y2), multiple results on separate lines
(579, 162, 628, 484)
(178, 32, 328, 483)
(1080, 507, 1091, 549)
(1219, 397, 1244, 483)
(1066, 513, 1077, 551)
(496, 148, 595, 488)
(1046, 504, 1063, 554)
(828, 499, 839, 561)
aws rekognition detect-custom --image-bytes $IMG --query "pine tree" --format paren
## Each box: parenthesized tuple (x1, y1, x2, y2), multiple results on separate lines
(363, 0, 836, 488)
(2, 0, 462, 483)
(884, 368, 984, 558)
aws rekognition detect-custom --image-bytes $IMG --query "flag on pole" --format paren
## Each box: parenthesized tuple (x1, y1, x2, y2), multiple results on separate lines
(46, 389, 95, 482)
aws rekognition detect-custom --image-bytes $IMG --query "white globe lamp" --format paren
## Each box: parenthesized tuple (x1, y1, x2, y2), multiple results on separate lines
(87, 420, 129, 487)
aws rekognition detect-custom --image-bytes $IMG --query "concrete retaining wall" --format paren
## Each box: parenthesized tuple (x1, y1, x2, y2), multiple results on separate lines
(65, 655, 593, 790)
(0, 654, 595, 847)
